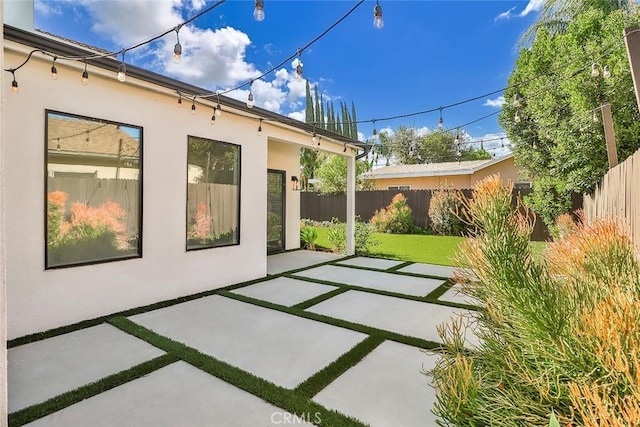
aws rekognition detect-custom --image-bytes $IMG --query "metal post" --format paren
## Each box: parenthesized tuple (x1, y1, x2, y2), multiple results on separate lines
(601, 103, 619, 168)
(346, 153, 356, 255)
(624, 25, 640, 112)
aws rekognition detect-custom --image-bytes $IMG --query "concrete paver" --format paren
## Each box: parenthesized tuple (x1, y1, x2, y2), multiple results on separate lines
(306, 290, 476, 345)
(397, 263, 457, 278)
(439, 284, 480, 306)
(231, 277, 337, 307)
(267, 250, 342, 275)
(129, 295, 366, 388)
(25, 361, 313, 427)
(314, 341, 440, 427)
(293, 265, 444, 297)
(335, 257, 404, 270)
(9, 324, 165, 413)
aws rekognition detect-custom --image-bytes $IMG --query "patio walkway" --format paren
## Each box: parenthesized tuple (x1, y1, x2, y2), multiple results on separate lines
(8, 252, 477, 427)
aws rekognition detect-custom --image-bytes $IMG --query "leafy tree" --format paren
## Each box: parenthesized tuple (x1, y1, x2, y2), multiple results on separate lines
(315, 155, 372, 194)
(378, 126, 490, 164)
(500, 7, 640, 226)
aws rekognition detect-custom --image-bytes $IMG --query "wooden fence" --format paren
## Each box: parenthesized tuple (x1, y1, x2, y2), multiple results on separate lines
(187, 183, 238, 235)
(301, 188, 558, 241)
(48, 177, 140, 236)
(48, 178, 238, 237)
(583, 148, 640, 247)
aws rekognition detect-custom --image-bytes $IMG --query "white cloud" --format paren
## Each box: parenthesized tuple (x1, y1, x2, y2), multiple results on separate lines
(288, 110, 305, 122)
(415, 126, 430, 137)
(35, 1, 63, 16)
(357, 131, 365, 142)
(520, 0, 544, 17)
(483, 96, 506, 108)
(379, 126, 394, 137)
(72, 0, 311, 115)
(495, 6, 516, 21)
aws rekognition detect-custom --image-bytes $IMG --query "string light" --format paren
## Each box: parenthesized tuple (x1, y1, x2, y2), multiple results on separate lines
(215, 94, 223, 117)
(591, 63, 599, 77)
(294, 51, 303, 81)
(372, 120, 378, 139)
(211, 107, 216, 125)
(82, 59, 89, 85)
(177, 93, 183, 108)
(254, 0, 265, 22)
(311, 128, 319, 144)
(373, 0, 384, 29)
(343, 143, 347, 152)
(438, 108, 444, 129)
(191, 97, 196, 115)
(603, 65, 611, 79)
(50, 56, 58, 80)
(514, 110, 521, 123)
(593, 109, 599, 123)
(173, 27, 183, 64)
(116, 51, 127, 83)
(257, 118, 263, 136)
(513, 93, 520, 108)
(11, 71, 18, 93)
(247, 82, 255, 109)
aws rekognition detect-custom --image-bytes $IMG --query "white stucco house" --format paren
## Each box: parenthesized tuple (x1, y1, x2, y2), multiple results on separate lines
(0, 2, 360, 345)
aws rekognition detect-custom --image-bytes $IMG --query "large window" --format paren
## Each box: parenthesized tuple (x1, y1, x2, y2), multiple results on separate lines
(45, 111, 142, 269)
(186, 136, 240, 250)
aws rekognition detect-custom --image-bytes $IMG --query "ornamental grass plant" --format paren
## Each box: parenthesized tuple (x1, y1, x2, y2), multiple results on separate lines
(430, 174, 640, 426)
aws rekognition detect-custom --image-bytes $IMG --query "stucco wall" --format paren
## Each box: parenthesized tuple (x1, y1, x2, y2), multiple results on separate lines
(3, 46, 275, 339)
(267, 140, 301, 250)
(471, 156, 520, 186)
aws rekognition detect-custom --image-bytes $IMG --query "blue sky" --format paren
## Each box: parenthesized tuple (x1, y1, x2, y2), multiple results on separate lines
(34, 0, 543, 154)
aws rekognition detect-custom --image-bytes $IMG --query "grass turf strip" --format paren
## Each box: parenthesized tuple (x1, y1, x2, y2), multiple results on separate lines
(8, 353, 179, 427)
(108, 317, 368, 427)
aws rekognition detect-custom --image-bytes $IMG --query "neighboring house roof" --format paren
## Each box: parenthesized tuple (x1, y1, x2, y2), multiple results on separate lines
(361, 154, 515, 179)
(4, 24, 359, 147)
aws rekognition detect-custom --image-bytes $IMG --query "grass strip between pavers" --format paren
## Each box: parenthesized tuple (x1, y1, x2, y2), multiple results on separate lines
(295, 335, 385, 399)
(292, 287, 350, 310)
(387, 261, 414, 271)
(219, 290, 441, 351)
(8, 352, 179, 427)
(108, 317, 368, 427)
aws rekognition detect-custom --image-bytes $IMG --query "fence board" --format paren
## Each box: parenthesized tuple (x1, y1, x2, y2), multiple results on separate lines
(301, 188, 555, 241)
(584, 148, 640, 247)
(48, 177, 140, 236)
(187, 183, 238, 235)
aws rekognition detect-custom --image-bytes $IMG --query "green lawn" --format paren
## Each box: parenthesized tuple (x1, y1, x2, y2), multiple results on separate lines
(313, 227, 549, 266)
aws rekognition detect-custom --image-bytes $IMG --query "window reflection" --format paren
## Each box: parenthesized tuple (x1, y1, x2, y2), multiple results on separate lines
(46, 111, 142, 268)
(187, 136, 240, 250)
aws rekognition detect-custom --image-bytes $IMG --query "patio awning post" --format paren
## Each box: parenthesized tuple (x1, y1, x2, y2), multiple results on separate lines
(346, 153, 356, 255)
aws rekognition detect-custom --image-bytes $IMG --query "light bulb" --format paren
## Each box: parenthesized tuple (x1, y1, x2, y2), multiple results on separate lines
(173, 42, 182, 64)
(373, 3, 384, 29)
(295, 64, 303, 81)
(11, 79, 18, 93)
(215, 104, 222, 117)
(603, 65, 611, 79)
(247, 92, 254, 109)
(438, 116, 443, 129)
(117, 63, 127, 82)
(311, 132, 318, 144)
(514, 110, 521, 123)
(513, 94, 520, 108)
(51, 65, 58, 80)
(178, 97, 182, 108)
(82, 70, 89, 86)
(257, 126, 262, 136)
(593, 110, 599, 123)
(211, 114, 216, 125)
(591, 63, 599, 77)
(254, 0, 265, 21)
(191, 102, 196, 115)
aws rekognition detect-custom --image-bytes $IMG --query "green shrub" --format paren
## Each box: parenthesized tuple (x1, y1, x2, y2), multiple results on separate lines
(327, 219, 379, 255)
(429, 174, 640, 426)
(428, 186, 461, 235)
(300, 226, 318, 250)
(370, 193, 413, 234)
